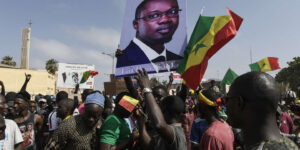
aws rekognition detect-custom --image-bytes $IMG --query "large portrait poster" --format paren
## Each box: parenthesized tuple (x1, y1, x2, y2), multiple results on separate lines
(57, 63, 95, 89)
(115, 0, 187, 78)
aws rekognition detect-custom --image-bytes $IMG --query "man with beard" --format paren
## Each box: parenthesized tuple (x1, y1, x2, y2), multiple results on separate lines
(116, 0, 183, 75)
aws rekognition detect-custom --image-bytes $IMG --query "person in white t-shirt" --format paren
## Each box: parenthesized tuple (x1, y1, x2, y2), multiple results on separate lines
(0, 115, 24, 150)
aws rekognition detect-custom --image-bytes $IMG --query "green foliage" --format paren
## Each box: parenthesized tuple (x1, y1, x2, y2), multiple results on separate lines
(275, 57, 300, 93)
(1, 56, 16, 66)
(45, 59, 58, 75)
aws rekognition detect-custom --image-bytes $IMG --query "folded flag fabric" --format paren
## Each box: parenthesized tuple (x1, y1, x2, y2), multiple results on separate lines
(118, 95, 139, 112)
(249, 57, 280, 72)
(80, 70, 98, 83)
(177, 8, 243, 90)
(220, 68, 238, 86)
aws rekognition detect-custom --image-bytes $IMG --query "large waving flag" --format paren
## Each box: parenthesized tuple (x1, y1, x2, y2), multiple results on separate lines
(177, 8, 243, 90)
(249, 57, 280, 72)
(80, 70, 98, 84)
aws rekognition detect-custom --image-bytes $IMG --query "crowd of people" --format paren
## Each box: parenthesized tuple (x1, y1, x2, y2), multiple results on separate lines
(0, 70, 299, 150)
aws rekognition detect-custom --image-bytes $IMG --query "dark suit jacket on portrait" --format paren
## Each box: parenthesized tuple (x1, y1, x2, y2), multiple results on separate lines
(116, 41, 183, 77)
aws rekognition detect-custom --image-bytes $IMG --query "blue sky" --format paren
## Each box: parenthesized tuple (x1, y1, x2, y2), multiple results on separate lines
(1, 0, 299, 90)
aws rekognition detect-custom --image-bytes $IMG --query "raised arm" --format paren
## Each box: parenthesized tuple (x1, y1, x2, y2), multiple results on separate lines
(177, 83, 189, 102)
(0, 81, 5, 96)
(135, 69, 174, 143)
(20, 73, 31, 92)
(124, 77, 142, 100)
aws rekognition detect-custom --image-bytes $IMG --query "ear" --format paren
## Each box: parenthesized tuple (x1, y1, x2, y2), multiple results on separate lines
(133, 20, 139, 30)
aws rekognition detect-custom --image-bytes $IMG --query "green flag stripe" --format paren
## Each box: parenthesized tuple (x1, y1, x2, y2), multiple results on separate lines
(177, 16, 215, 74)
(249, 62, 261, 72)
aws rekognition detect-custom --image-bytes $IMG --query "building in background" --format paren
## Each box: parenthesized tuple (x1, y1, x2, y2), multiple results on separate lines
(20, 21, 31, 69)
(0, 67, 56, 95)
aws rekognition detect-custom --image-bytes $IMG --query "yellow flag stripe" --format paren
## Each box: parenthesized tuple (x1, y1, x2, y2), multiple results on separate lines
(258, 58, 272, 72)
(123, 95, 139, 106)
(185, 16, 231, 71)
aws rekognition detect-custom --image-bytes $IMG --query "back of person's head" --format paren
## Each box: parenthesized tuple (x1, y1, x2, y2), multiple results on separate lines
(43, 95, 52, 106)
(160, 96, 184, 121)
(230, 72, 280, 113)
(199, 89, 222, 118)
(56, 91, 68, 103)
(59, 98, 75, 114)
(152, 85, 168, 101)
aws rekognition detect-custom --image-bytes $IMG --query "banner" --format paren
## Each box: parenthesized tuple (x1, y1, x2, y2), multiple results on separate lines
(57, 63, 95, 89)
(115, 0, 187, 78)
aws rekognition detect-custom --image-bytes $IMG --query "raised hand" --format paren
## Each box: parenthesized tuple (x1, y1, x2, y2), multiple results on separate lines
(135, 68, 151, 90)
(25, 73, 32, 81)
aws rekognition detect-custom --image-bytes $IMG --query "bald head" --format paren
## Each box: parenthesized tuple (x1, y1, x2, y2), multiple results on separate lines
(56, 98, 75, 119)
(230, 72, 280, 111)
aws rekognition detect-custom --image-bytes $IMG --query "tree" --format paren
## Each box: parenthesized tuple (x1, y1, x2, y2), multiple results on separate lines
(46, 59, 58, 75)
(1, 56, 16, 66)
(275, 57, 300, 94)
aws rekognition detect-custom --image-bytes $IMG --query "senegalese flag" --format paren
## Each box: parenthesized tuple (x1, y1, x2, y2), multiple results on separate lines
(80, 70, 98, 84)
(220, 68, 238, 86)
(118, 95, 139, 112)
(177, 8, 243, 90)
(249, 57, 280, 72)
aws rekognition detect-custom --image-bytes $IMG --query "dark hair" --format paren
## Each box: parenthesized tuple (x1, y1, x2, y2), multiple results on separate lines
(5, 92, 17, 102)
(115, 92, 131, 104)
(135, 0, 148, 19)
(82, 89, 93, 102)
(16, 91, 31, 103)
(44, 95, 52, 105)
(104, 96, 113, 109)
(160, 96, 184, 119)
(202, 89, 219, 103)
(59, 98, 75, 113)
(56, 91, 68, 103)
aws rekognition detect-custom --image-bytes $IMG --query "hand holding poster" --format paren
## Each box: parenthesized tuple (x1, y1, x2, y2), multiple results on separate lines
(115, 0, 187, 78)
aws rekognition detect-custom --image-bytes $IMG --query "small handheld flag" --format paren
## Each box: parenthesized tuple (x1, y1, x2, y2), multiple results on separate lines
(118, 96, 139, 112)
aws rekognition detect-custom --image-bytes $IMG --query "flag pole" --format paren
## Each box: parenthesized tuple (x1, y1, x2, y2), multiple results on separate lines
(250, 45, 253, 64)
(200, 6, 205, 16)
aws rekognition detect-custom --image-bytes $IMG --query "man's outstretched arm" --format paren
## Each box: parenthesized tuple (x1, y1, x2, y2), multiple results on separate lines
(135, 68, 175, 144)
(0, 81, 5, 96)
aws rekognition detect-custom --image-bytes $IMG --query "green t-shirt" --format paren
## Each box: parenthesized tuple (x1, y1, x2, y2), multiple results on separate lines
(99, 114, 131, 146)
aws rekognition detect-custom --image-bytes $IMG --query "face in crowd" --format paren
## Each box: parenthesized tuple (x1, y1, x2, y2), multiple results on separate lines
(134, 0, 180, 45)
(0, 96, 8, 116)
(83, 104, 103, 128)
(14, 98, 28, 114)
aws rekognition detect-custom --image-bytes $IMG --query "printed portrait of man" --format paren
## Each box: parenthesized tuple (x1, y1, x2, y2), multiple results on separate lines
(116, 0, 187, 77)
